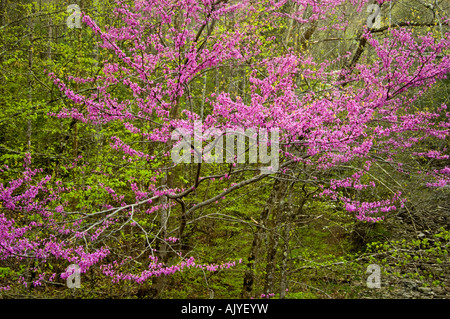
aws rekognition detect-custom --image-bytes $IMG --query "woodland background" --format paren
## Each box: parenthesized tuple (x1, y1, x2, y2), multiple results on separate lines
(0, 0, 449, 299)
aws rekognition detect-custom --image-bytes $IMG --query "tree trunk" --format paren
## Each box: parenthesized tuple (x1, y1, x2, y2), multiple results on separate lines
(242, 177, 289, 298)
(26, 3, 34, 154)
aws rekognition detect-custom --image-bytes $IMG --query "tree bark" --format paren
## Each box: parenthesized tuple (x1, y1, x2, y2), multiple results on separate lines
(242, 177, 289, 298)
(26, 3, 34, 154)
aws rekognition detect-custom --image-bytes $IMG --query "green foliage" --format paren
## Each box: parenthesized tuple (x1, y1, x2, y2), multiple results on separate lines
(364, 228, 450, 287)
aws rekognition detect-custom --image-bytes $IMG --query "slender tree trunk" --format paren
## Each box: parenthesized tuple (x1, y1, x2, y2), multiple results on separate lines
(201, 72, 207, 121)
(242, 177, 289, 298)
(72, 0, 84, 159)
(150, 182, 170, 298)
(263, 181, 293, 294)
(26, 3, 34, 154)
(215, 67, 219, 94)
(0, 0, 5, 27)
(284, 2, 298, 47)
(26, 4, 35, 292)
(47, 14, 52, 60)
(150, 91, 179, 297)
(263, 226, 279, 295)
(0, 0, 6, 103)
(279, 216, 291, 299)
(279, 186, 303, 298)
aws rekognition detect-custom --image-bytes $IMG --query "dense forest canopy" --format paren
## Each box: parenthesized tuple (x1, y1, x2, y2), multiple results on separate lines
(0, 0, 449, 299)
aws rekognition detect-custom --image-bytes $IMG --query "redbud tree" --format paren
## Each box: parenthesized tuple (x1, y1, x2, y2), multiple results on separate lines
(0, 0, 449, 297)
